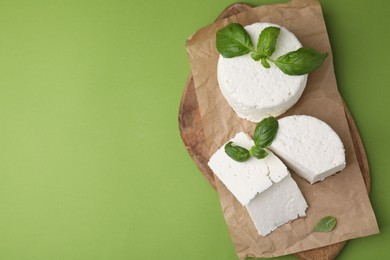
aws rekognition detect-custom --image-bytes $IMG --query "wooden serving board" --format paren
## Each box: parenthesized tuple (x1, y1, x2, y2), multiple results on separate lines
(178, 3, 370, 260)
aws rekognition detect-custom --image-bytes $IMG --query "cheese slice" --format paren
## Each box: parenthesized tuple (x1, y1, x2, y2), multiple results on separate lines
(269, 115, 346, 184)
(217, 22, 307, 122)
(246, 174, 308, 236)
(208, 132, 289, 205)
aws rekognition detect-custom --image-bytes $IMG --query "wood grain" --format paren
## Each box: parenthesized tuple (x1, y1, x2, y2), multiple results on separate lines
(178, 3, 370, 259)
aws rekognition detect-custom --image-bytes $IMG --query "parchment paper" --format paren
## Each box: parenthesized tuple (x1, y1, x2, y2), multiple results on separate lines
(185, 0, 379, 258)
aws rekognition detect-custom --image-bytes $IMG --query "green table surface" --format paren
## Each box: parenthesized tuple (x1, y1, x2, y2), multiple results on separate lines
(0, 0, 389, 259)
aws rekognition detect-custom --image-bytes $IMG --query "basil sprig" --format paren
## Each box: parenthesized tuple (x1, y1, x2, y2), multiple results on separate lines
(224, 116, 278, 162)
(216, 23, 327, 75)
(314, 216, 337, 232)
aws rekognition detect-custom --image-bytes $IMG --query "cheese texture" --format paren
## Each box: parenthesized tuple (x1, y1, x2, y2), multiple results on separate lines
(217, 22, 307, 122)
(246, 174, 308, 236)
(269, 115, 346, 184)
(208, 132, 308, 236)
(208, 132, 289, 205)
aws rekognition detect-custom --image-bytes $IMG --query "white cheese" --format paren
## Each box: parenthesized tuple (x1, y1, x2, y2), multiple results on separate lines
(208, 132, 308, 236)
(217, 22, 307, 122)
(208, 132, 288, 205)
(246, 174, 308, 236)
(269, 115, 346, 184)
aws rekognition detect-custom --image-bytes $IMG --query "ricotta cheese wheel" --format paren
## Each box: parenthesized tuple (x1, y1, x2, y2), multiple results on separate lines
(208, 132, 289, 205)
(269, 115, 346, 184)
(217, 22, 307, 122)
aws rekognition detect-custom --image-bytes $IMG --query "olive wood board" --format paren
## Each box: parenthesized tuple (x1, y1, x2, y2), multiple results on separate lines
(178, 3, 370, 260)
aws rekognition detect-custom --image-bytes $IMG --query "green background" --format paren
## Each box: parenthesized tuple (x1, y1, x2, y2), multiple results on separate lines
(0, 0, 388, 259)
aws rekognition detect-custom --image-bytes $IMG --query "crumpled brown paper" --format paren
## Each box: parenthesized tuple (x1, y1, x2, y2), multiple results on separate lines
(185, 0, 379, 258)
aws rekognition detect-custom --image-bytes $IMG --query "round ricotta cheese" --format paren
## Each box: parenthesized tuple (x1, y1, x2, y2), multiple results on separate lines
(217, 22, 307, 122)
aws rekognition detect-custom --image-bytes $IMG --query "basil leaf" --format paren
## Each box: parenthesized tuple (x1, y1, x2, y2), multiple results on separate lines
(254, 116, 278, 148)
(314, 216, 337, 232)
(257, 26, 280, 57)
(216, 23, 254, 58)
(224, 142, 250, 162)
(261, 58, 270, 68)
(249, 145, 268, 159)
(273, 47, 328, 75)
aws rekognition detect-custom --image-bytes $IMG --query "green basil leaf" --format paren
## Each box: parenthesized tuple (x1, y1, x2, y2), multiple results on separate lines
(261, 58, 270, 68)
(314, 216, 337, 232)
(257, 26, 280, 57)
(249, 145, 268, 159)
(273, 47, 328, 75)
(224, 142, 250, 162)
(216, 23, 254, 58)
(254, 116, 278, 148)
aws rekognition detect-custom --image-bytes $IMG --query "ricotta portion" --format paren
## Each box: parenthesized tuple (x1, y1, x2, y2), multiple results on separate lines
(208, 132, 308, 236)
(246, 174, 308, 236)
(269, 115, 346, 184)
(208, 132, 288, 205)
(217, 22, 307, 122)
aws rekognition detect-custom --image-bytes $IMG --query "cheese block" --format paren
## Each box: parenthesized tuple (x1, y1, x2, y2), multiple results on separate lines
(208, 132, 308, 236)
(246, 174, 308, 236)
(217, 22, 307, 122)
(269, 115, 346, 184)
(208, 132, 289, 205)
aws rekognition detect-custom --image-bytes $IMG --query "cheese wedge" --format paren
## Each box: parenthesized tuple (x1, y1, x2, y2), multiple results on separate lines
(269, 115, 346, 184)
